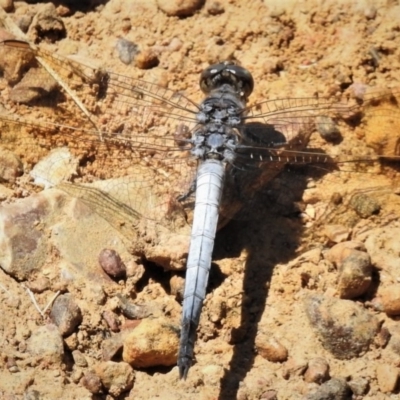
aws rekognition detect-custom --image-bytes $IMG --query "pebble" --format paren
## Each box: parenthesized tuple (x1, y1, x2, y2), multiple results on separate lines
(324, 241, 366, 267)
(260, 390, 278, 400)
(135, 48, 159, 69)
(316, 115, 341, 142)
(115, 38, 138, 65)
(323, 224, 350, 243)
(122, 318, 179, 368)
(72, 350, 88, 367)
(303, 357, 330, 384)
(282, 357, 308, 379)
(349, 193, 380, 218)
(337, 250, 372, 299)
(376, 364, 398, 393)
(80, 371, 102, 394)
(379, 284, 400, 315)
(156, 0, 204, 16)
(255, 335, 288, 362)
(102, 310, 120, 332)
(27, 276, 50, 293)
(0, 0, 13, 12)
(206, 1, 224, 15)
(94, 361, 134, 396)
(116, 294, 153, 319)
(27, 324, 64, 363)
(50, 293, 82, 336)
(348, 377, 369, 396)
(98, 248, 126, 279)
(0, 148, 23, 183)
(302, 378, 351, 400)
(23, 390, 40, 400)
(304, 294, 379, 358)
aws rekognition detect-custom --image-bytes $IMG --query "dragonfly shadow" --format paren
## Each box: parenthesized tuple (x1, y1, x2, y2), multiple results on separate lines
(213, 162, 332, 399)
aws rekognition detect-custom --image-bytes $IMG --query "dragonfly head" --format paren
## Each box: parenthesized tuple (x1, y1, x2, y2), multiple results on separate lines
(200, 61, 254, 100)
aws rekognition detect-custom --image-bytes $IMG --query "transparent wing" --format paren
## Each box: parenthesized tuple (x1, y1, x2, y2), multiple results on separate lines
(0, 40, 202, 223)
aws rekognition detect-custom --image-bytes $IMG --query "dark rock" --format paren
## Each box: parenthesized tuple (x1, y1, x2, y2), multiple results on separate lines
(80, 371, 102, 394)
(302, 378, 352, 400)
(337, 250, 372, 299)
(98, 248, 126, 279)
(50, 293, 82, 336)
(304, 294, 379, 359)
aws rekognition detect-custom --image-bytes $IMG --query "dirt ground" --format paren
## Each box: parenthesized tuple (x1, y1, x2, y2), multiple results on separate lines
(1, 0, 400, 399)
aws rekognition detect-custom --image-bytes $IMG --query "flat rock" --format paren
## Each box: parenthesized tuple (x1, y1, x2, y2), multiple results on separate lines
(304, 294, 379, 359)
(376, 364, 398, 393)
(27, 324, 64, 364)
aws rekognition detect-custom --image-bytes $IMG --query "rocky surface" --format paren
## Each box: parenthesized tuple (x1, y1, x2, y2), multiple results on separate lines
(0, 0, 400, 399)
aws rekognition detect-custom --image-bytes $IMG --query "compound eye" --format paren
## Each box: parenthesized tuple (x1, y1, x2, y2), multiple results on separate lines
(199, 61, 254, 98)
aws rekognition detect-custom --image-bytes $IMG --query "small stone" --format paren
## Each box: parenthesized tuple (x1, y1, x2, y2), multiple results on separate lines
(304, 357, 330, 384)
(304, 294, 379, 359)
(102, 332, 125, 361)
(349, 193, 380, 218)
(23, 390, 40, 400)
(348, 377, 369, 396)
(376, 364, 398, 393)
(27, 276, 50, 293)
(324, 241, 366, 267)
(98, 249, 126, 279)
(337, 250, 372, 299)
(0, 149, 23, 183)
(255, 334, 288, 362)
(303, 378, 351, 400)
(156, 0, 204, 16)
(316, 115, 341, 142)
(115, 38, 138, 65)
(94, 361, 134, 396)
(323, 225, 350, 243)
(282, 358, 308, 379)
(70, 368, 83, 383)
(50, 293, 82, 336)
(6, 357, 19, 373)
(27, 324, 64, 363)
(260, 390, 278, 400)
(80, 371, 102, 394)
(122, 318, 179, 368)
(375, 325, 391, 348)
(102, 310, 120, 332)
(0, 0, 13, 13)
(135, 48, 159, 69)
(206, 1, 224, 15)
(380, 284, 400, 315)
(72, 350, 88, 367)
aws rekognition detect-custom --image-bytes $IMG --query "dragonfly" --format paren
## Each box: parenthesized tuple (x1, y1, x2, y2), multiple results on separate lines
(0, 39, 399, 379)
